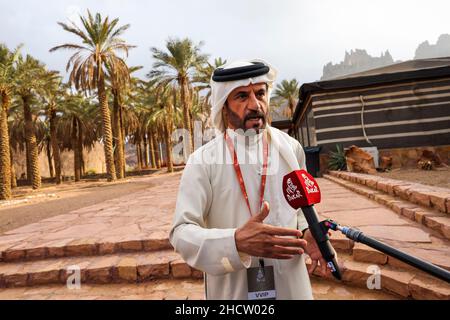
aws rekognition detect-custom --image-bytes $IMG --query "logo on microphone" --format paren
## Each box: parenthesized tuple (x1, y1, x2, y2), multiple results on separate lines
(286, 178, 302, 202)
(302, 173, 319, 194)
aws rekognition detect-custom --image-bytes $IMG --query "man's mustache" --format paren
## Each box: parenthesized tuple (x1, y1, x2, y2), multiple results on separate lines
(244, 111, 266, 122)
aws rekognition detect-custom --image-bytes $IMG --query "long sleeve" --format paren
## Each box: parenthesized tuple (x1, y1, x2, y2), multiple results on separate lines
(292, 139, 309, 232)
(169, 155, 250, 276)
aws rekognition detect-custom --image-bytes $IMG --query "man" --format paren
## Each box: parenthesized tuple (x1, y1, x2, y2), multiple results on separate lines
(169, 59, 332, 300)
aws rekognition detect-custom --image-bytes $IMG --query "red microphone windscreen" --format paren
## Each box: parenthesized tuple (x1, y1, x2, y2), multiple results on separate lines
(282, 170, 321, 209)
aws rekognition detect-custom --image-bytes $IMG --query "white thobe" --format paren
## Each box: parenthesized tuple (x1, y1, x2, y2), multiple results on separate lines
(169, 126, 314, 300)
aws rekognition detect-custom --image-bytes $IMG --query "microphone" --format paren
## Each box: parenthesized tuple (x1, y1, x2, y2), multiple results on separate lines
(282, 170, 342, 280)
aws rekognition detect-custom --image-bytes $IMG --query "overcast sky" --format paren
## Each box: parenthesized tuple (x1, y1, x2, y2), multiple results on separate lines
(1, 0, 449, 84)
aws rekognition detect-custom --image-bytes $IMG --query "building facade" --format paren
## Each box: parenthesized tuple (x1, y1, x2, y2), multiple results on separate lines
(291, 57, 450, 170)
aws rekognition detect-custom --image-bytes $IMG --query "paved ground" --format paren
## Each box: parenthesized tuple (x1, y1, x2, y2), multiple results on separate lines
(0, 172, 181, 254)
(0, 172, 170, 234)
(0, 277, 396, 300)
(0, 171, 448, 299)
(316, 178, 450, 271)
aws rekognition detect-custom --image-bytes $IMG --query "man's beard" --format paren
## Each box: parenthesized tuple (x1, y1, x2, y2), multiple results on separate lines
(225, 106, 267, 133)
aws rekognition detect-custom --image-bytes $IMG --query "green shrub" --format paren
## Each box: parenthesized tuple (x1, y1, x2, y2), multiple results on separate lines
(328, 144, 347, 171)
(85, 168, 97, 175)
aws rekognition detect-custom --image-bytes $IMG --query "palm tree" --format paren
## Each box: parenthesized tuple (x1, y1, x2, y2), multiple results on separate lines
(0, 44, 20, 199)
(273, 79, 300, 118)
(150, 84, 176, 173)
(34, 117, 52, 178)
(193, 57, 226, 102)
(108, 66, 141, 178)
(14, 54, 46, 190)
(58, 92, 98, 181)
(8, 105, 24, 186)
(50, 11, 135, 182)
(149, 38, 208, 150)
(41, 71, 64, 184)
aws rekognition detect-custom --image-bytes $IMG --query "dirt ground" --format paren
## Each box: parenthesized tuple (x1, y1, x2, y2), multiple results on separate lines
(375, 167, 450, 189)
(0, 171, 181, 235)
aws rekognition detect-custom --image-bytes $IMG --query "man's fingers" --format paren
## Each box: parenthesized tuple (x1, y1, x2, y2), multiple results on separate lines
(269, 253, 294, 260)
(308, 259, 318, 275)
(253, 201, 270, 223)
(269, 237, 307, 249)
(319, 257, 328, 275)
(264, 225, 302, 237)
(272, 245, 304, 255)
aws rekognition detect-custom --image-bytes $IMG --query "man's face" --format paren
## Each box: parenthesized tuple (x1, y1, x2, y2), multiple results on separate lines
(223, 82, 269, 132)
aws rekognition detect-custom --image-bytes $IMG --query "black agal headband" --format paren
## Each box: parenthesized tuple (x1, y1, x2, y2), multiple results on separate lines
(212, 62, 270, 82)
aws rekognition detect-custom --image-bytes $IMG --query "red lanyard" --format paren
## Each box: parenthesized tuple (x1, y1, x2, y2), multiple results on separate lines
(224, 131, 269, 217)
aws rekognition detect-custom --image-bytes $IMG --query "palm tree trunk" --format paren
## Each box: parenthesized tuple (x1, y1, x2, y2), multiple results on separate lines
(72, 117, 81, 182)
(0, 91, 12, 199)
(46, 138, 54, 178)
(112, 91, 124, 179)
(157, 125, 166, 167)
(180, 78, 194, 152)
(143, 134, 149, 168)
(288, 98, 295, 118)
(135, 140, 142, 171)
(163, 118, 174, 173)
(77, 118, 84, 177)
(23, 95, 41, 189)
(97, 74, 117, 181)
(165, 101, 175, 172)
(10, 146, 16, 189)
(153, 134, 161, 169)
(119, 105, 126, 176)
(25, 141, 31, 184)
(148, 129, 156, 169)
(49, 107, 62, 184)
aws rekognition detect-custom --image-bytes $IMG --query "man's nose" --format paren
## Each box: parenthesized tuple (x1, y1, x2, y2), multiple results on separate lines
(247, 91, 261, 111)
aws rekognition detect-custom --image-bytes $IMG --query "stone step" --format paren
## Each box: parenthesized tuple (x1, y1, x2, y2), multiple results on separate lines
(306, 253, 450, 300)
(0, 278, 205, 300)
(0, 275, 400, 300)
(0, 224, 358, 265)
(0, 234, 172, 263)
(309, 276, 399, 300)
(0, 249, 202, 288)
(351, 242, 450, 272)
(328, 171, 450, 215)
(324, 174, 450, 241)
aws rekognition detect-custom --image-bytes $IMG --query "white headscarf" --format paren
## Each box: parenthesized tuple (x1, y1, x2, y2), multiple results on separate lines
(210, 58, 278, 132)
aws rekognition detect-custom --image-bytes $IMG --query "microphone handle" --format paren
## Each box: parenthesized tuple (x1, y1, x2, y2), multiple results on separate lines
(301, 205, 342, 280)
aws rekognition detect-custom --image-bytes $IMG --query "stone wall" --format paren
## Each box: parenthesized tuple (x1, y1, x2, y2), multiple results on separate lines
(12, 142, 106, 179)
(319, 145, 450, 174)
(379, 145, 450, 169)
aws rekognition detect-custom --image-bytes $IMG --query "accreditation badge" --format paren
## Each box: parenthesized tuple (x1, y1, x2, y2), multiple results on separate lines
(247, 265, 276, 300)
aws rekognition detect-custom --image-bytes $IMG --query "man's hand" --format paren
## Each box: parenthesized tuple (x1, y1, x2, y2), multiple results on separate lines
(235, 201, 308, 259)
(303, 229, 337, 277)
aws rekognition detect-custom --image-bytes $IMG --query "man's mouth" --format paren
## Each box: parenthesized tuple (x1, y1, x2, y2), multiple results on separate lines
(245, 116, 264, 128)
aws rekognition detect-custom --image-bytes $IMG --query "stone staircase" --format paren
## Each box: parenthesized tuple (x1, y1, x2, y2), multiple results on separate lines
(312, 172, 450, 299)
(0, 231, 204, 299)
(0, 247, 202, 288)
(0, 172, 448, 299)
(0, 173, 204, 299)
(325, 171, 450, 240)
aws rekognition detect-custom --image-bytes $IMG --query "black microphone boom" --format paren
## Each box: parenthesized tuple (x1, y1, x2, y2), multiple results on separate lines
(301, 205, 342, 280)
(337, 225, 450, 283)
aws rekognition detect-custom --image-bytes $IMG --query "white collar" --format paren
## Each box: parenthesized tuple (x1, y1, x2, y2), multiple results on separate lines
(225, 127, 265, 146)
